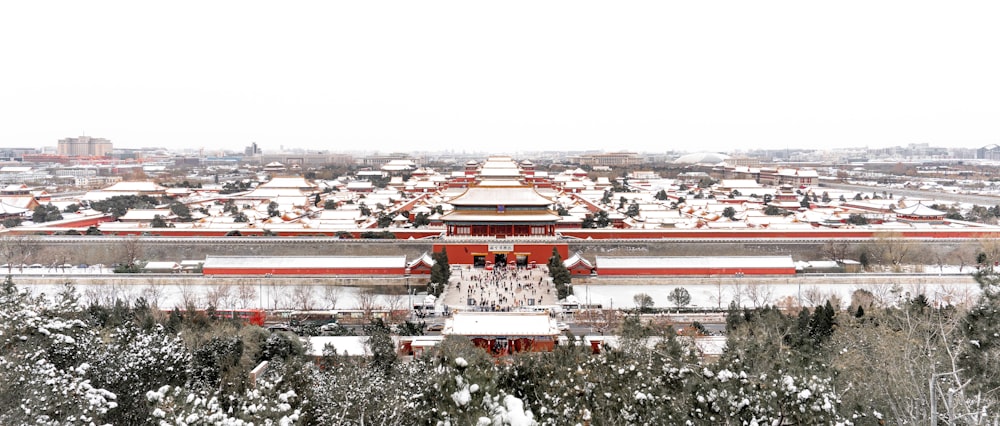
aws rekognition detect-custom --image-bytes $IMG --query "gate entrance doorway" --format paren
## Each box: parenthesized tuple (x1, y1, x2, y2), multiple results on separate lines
(494, 253, 507, 266)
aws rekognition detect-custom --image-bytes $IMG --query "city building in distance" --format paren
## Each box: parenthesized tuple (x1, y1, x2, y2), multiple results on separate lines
(57, 136, 112, 157)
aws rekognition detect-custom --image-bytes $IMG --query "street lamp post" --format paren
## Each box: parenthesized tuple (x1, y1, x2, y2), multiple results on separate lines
(406, 273, 412, 319)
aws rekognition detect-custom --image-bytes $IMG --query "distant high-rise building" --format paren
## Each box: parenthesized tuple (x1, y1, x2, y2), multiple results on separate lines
(57, 136, 112, 157)
(977, 144, 1000, 161)
(570, 152, 642, 167)
(245, 142, 262, 156)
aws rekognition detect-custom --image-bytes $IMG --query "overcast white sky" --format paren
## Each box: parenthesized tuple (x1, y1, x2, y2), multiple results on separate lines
(1, 1, 998, 154)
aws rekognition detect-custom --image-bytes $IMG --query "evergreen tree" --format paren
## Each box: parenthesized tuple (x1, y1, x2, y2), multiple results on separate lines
(151, 214, 169, 228)
(722, 206, 736, 220)
(169, 202, 192, 222)
(790, 308, 812, 349)
(376, 213, 392, 228)
(412, 212, 430, 228)
(959, 272, 1000, 395)
(429, 248, 450, 296)
(91, 195, 162, 218)
(548, 248, 571, 300)
(364, 319, 397, 374)
(847, 213, 869, 225)
(625, 202, 640, 218)
(808, 300, 836, 345)
(595, 210, 611, 228)
(764, 205, 784, 216)
(32, 204, 63, 223)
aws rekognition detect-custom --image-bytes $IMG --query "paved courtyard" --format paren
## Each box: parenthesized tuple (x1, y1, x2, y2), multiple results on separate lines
(439, 264, 556, 311)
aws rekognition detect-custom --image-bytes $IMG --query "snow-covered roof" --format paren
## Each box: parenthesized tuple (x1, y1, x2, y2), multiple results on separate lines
(346, 181, 374, 190)
(407, 252, 435, 269)
(719, 180, 762, 189)
(203, 255, 406, 269)
(0, 166, 32, 173)
(596, 256, 795, 270)
(259, 177, 317, 190)
(692, 336, 727, 357)
(119, 209, 173, 221)
(440, 211, 561, 222)
(381, 159, 416, 171)
(143, 261, 181, 270)
(564, 252, 594, 269)
(0, 201, 29, 214)
(443, 312, 559, 337)
(778, 168, 819, 178)
(102, 181, 167, 192)
(795, 260, 840, 270)
(306, 336, 380, 357)
(446, 185, 553, 207)
(479, 157, 522, 178)
(893, 203, 945, 217)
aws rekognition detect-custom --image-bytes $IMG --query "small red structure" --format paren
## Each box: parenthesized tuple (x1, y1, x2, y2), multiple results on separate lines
(443, 312, 560, 355)
(564, 252, 595, 276)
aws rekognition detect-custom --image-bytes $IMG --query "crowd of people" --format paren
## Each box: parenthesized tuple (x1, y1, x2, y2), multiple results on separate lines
(449, 264, 554, 311)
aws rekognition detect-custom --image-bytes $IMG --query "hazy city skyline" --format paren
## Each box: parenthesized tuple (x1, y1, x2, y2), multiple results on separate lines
(2, 1, 998, 154)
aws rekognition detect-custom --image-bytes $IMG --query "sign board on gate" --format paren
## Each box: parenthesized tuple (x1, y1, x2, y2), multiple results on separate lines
(488, 243, 514, 252)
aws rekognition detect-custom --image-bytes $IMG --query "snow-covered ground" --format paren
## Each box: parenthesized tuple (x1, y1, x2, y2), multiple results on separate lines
(575, 278, 981, 310)
(14, 266, 984, 312)
(22, 281, 373, 311)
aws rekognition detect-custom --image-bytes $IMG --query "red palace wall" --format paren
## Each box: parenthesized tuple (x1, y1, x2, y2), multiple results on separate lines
(433, 243, 568, 266)
(50, 214, 115, 228)
(559, 227, 999, 240)
(202, 267, 405, 276)
(50, 228, 445, 238)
